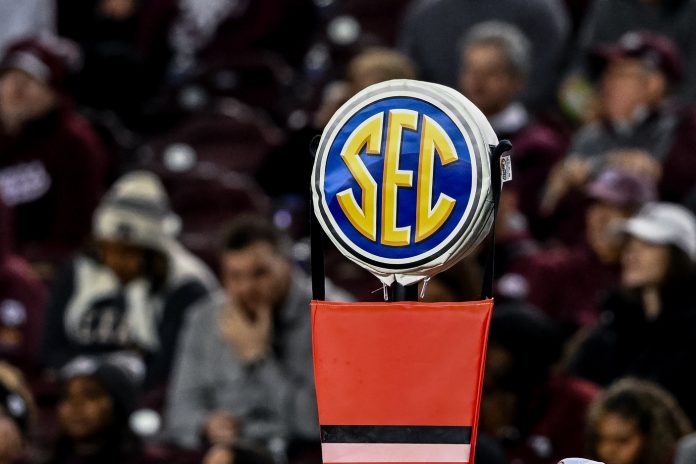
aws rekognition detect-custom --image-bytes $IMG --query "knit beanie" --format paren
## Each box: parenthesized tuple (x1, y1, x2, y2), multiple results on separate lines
(0, 34, 80, 91)
(60, 354, 145, 420)
(93, 171, 181, 252)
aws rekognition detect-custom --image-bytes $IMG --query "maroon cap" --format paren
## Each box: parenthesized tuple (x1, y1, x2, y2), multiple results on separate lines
(0, 34, 80, 90)
(590, 31, 683, 82)
(586, 168, 656, 208)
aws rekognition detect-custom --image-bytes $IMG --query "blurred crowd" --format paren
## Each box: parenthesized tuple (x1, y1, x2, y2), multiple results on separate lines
(1, 1, 696, 464)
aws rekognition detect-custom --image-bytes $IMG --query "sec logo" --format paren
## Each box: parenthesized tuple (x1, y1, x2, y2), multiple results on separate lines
(312, 80, 497, 284)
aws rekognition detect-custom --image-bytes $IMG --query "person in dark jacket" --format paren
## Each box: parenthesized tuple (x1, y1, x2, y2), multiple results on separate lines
(56, 0, 162, 128)
(41, 171, 218, 390)
(0, 35, 108, 271)
(0, 197, 47, 380)
(458, 21, 568, 227)
(569, 202, 696, 423)
(570, 0, 696, 104)
(505, 168, 655, 331)
(545, 31, 696, 222)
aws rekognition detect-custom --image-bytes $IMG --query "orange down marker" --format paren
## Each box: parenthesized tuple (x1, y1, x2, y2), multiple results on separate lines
(312, 300, 493, 464)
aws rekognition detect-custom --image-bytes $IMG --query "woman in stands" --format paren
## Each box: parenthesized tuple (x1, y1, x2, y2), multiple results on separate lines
(569, 203, 696, 423)
(44, 355, 148, 464)
(41, 171, 218, 392)
(586, 377, 691, 464)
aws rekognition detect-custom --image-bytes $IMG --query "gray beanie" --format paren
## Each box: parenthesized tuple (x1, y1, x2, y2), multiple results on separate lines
(93, 171, 181, 251)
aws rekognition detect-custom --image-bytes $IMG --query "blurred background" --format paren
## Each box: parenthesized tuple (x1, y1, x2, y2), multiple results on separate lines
(1, 1, 696, 464)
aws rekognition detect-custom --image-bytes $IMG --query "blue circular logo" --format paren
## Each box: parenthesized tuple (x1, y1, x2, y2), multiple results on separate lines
(313, 81, 492, 276)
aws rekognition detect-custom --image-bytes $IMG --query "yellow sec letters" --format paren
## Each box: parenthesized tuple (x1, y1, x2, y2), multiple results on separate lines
(416, 115, 458, 242)
(336, 110, 459, 246)
(336, 113, 383, 241)
(381, 109, 417, 246)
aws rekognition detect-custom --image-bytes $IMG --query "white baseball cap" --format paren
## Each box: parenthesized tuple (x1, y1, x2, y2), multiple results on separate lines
(622, 202, 696, 260)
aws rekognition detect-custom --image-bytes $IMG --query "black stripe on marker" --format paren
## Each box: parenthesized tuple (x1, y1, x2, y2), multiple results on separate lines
(320, 425, 472, 444)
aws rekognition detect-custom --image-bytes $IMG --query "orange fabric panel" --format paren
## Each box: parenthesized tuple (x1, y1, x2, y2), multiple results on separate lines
(311, 300, 493, 427)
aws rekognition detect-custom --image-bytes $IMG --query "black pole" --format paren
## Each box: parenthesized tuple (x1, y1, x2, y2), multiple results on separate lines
(309, 135, 326, 301)
(480, 139, 512, 300)
(392, 282, 419, 302)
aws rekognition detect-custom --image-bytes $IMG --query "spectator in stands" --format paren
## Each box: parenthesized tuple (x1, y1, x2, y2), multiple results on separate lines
(480, 304, 599, 464)
(41, 171, 218, 391)
(586, 378, 692, 464)
(569, 202, 696, 422)
(545, 31, 696, 214)
(398, 0, 569, 109)
(56, 0, 167, 128)
(0, 35, 108, 272)
(165, 0, 315, 78)
(259, 46, 416, 197)
(313, 47, 417, 129)
(570, 0, 696, 104)
(0, 198, 47, 380)
(165, 215, 351, 459)
(0, 362, 34, 464)
(44, 355, 147, 464)
(458, 21, 567, 227)
(506, 169, 655, 331)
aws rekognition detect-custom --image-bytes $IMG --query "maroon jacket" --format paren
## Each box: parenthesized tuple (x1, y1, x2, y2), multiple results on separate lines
(508, 245, 620, 328)
(0, 104, 107, 266)
(0, 200, 47, 378)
